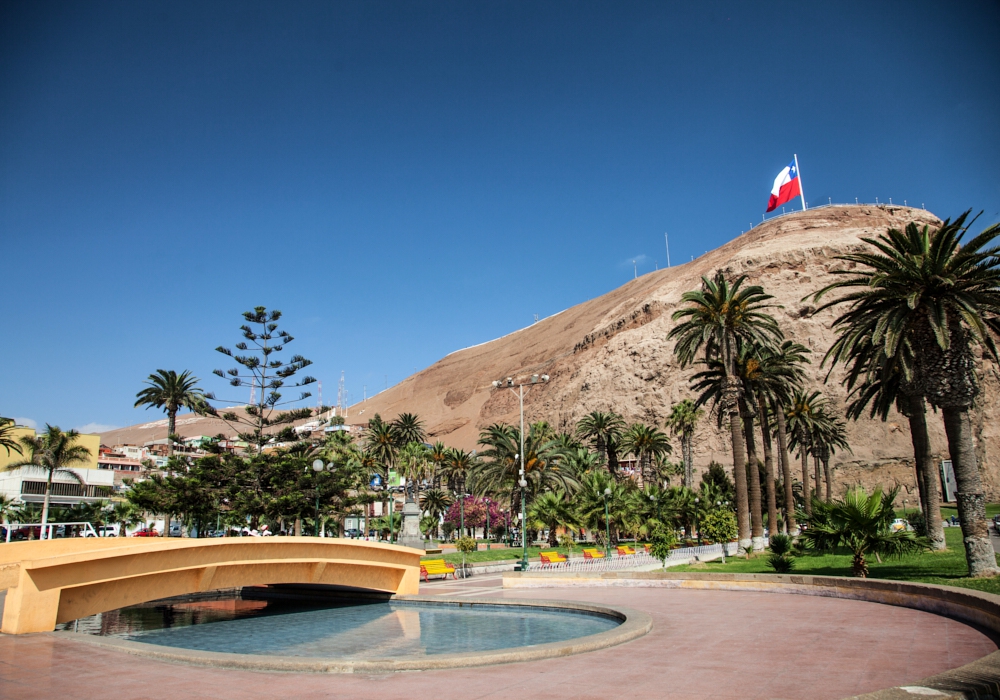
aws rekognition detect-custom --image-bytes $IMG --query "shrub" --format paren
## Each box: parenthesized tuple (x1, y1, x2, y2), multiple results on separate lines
(455, 536, 477, 554)
(769, 533, 793, 556)
(767, 552, 795, 573)
(906, 510, 927, 537)
(649, 528, 677, 566)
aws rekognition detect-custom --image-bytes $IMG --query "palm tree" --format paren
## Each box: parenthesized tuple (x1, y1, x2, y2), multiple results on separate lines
(396, 442, 431, 503)
(419, 488, 453, 539)
(799, 486, 927, 577)
(842, 342, 945, 549)
(812, 212, 1000, 576)
(811, 410, 850, 502)
(0, 417, 23, 457)
(110, 500, 143, 537)
(391, 413, 426, 447)
(427, 441, 450, 488)
(575, 411, 626, 478)
(0, 494, 16, 526)
(619, 423, 672, 487)
(527, 491, 581, 547)
(669, 271, 783, 550)
(134, 370, 208, 455)
(666, 400, 702, 488)
(4, 425, 92, 537)
(785, 390, 825, 515)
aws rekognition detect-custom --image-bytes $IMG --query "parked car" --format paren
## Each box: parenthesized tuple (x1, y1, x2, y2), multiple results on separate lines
(98, 525, 120, 537)
(344, 529, 360, 538)
(131, 528, 159, 537)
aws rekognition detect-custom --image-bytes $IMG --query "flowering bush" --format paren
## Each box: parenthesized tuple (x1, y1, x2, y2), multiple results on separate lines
(443, 497, 504, 530)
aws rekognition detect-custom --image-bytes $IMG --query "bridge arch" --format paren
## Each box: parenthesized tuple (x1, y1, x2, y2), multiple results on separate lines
(0, 537, 422, 634)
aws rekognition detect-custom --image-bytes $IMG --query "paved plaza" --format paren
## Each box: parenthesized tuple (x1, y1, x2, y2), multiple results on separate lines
(0, 578, 995, 700)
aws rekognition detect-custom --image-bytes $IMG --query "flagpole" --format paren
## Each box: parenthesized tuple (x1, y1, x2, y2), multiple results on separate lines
(794, 153, 806, 211)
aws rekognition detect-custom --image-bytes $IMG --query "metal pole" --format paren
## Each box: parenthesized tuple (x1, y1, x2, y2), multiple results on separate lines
(520, 384, 528, 571)
(664, 232, 671, 267)
(315, 492, 320, 537)
(794, 153, 806, 211)
(603, 494, 611, 558)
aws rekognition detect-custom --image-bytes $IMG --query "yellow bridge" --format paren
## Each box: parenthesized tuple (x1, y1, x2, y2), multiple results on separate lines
(0, 537, 423, 635)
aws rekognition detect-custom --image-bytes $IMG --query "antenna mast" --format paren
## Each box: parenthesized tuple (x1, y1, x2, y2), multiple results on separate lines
(664, 232, 671, 267)
(337, 371, 345, 418)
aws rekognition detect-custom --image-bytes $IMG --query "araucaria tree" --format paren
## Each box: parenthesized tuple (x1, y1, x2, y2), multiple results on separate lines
(669, 271, 783, 551)
(208, 307, 316, 451)
(812, 213, 1000, 577)
(134, 369, 208, 454)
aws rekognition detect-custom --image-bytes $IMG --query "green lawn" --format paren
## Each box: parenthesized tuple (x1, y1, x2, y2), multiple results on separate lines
(422, 544, 586, 565)
(671, 527, 1000, 596)
(938, 503, 1000, 520)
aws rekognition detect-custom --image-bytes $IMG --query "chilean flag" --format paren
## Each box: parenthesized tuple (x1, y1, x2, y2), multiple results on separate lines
(766, 160, 802, 212)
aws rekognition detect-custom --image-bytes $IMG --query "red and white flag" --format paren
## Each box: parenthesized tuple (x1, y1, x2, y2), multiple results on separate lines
(766, 159, 802, 212)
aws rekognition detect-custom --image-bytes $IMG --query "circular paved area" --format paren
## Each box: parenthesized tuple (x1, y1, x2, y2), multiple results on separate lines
(0, 576, 995, 700)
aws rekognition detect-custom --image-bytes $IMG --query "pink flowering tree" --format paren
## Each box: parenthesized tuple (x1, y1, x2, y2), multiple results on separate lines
(443, 497, 505, 538)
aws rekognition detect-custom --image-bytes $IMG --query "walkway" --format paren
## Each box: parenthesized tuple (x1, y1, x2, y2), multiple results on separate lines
(1, 579, 995, 699)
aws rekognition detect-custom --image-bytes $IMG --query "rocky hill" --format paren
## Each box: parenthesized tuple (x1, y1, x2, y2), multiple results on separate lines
(101, 206, 1000, 500)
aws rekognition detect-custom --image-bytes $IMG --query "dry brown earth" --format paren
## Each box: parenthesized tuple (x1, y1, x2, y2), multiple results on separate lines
(101, 206, 1000, 500)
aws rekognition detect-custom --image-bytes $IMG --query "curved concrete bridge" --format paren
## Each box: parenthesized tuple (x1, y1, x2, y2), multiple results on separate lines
(0, 537, 422, 634)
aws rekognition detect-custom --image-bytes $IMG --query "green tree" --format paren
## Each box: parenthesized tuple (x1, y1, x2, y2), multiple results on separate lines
(110, 501, 144, 537)
(619, 423, 672, 487)
(799, 486, 928, 577)
(5, 426, 94, 536)
(811, 410, 850, 502)
(811, 213, 1000, 576)
(391, 413, 426, 448)
(134, 370, 208, 455)
(669, 271, 783, 550)
(575, 411, 626, 478)
(0, 417, 23, 457)
(208, 307, 316, 452)
(785, 390, 825, 515)
(420, 487, 453, 538)
(527, 491, 580, 547)
(666, 400, 702, 488)
(699, 509, 738, 563)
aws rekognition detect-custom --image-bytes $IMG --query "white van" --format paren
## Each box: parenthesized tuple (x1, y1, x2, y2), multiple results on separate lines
(98, 524, 120, 537)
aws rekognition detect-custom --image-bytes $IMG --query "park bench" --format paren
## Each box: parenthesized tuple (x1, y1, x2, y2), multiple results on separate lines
(420, 558, 457, 581)
(616, 545, 636, 556)
(539, 551, 568, 568)
(582, 548, 605, 559)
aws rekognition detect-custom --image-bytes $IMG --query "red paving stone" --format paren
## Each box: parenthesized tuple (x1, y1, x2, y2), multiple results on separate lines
(0, 583, 995, 700)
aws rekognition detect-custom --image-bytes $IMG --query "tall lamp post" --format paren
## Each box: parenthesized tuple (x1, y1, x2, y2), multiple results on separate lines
(311, 459, 331, 537)
(603, 487, 612, 557)
(491, 373, 550, 572)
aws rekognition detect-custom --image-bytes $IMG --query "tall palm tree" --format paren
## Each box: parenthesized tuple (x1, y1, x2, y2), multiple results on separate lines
(785, 390, 825, 515)
(666, 400, 702, 488)
(842, 342, 945, 549)
(419, 488, 453, 539)
(134, 370, 208, 455)
(396, 442, 431, 503)
(811, 410, 850, 502)
(0, 417, 24, 457)
(620, 423, 672, 487)
(669, 271, 783, 550)
(391, 412, 426, 447)
(427, 441, 450, 488)
(4, 425, 91, 537)
(575, 411, 626, 478)
(812, 212, 1000, 576)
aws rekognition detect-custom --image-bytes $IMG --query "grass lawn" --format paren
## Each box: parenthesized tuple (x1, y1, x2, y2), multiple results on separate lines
(671, 527, 1000, 596)
(422, 543, 604, 566)
(938, 503, 1000, 520)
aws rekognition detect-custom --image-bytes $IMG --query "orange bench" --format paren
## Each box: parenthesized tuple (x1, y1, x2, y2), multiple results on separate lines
(583, 548, 605, 559)
(420, 559, 457, 581)
(616, 545, 636, 556)
(539, 551, 568, 568)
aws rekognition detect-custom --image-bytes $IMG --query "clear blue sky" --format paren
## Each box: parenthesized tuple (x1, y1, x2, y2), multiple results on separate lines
(2, 1, 998, 433)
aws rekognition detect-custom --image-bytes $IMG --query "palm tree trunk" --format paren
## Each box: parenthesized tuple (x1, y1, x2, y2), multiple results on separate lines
(775, 410, 797, 534)
(683, 433, 694, 488)
(740, 400, 764, 550)
(167, 408, 177, 456)
(942, 406, 998, 577)
(800, 438, 811, 516)
(41, 468, 54, 540)
(758, 398, 779, 540)
(726, 384, 751, 550)
(294, 517, 302, 537)
(905, 397, 945, 550)
(813, 455, 822, 504)
(823, 456, 832, 502)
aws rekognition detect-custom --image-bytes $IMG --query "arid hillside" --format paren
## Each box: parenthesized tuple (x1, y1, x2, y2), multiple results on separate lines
(101, 206, 1000, 500)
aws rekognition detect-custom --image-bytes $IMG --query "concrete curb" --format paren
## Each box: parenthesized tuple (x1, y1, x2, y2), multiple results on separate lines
(503, 571, 1000, 699)
(52, 595, 651, 673)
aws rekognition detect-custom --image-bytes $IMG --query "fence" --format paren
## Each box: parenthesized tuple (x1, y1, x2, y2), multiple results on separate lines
(526, 541, 743, 573)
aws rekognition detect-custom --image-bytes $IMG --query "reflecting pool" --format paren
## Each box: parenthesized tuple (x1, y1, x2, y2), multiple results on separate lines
(60, 593, 619, 658)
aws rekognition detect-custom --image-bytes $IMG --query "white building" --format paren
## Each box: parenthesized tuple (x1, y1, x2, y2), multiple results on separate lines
(0, 467, 115, 508)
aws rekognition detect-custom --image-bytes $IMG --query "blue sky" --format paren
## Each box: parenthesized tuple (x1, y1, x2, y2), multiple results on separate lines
(2, 1, 998, 434)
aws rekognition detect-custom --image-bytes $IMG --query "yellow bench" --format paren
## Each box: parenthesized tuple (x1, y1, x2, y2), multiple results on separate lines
(420, 558, 457, 581)
(616, 545, 636, 556)
(539, 551, 568, 568)
(583, 548, 605, 559)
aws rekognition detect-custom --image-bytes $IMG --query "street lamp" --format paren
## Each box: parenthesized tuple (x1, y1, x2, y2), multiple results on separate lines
(491, 372, 550, 571)
(312, 459, 328, 537)
(603, 487, 612, 557)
